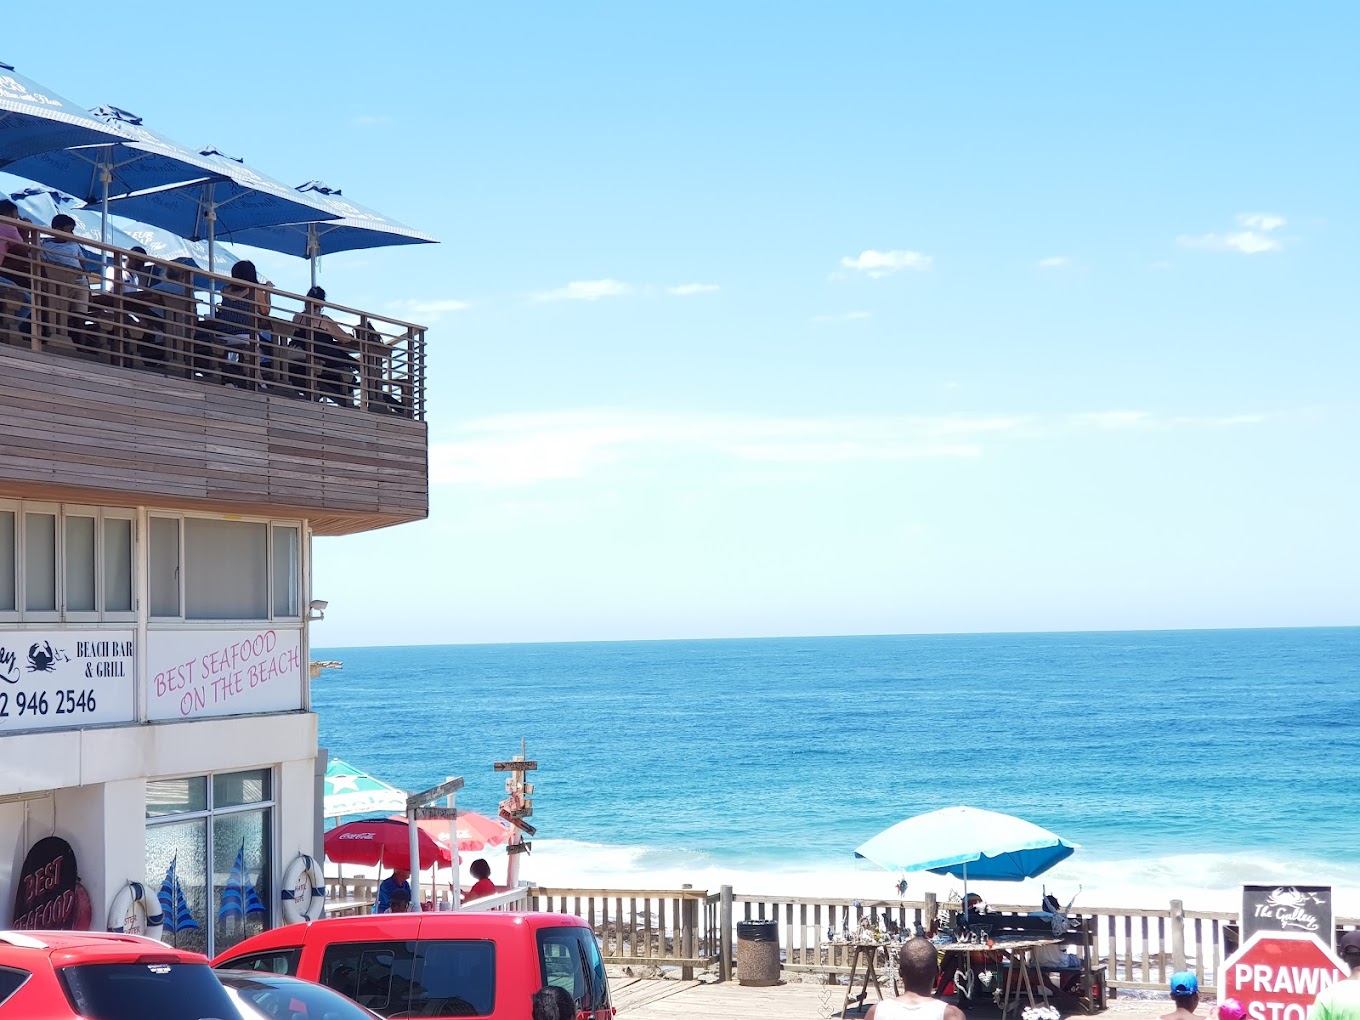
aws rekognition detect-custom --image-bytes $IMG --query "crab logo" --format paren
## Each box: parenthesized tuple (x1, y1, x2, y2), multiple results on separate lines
(27, 642, 66, 673)
(1255, 887, 1325, 933)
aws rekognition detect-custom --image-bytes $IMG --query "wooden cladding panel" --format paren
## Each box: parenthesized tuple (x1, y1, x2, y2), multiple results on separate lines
(0, 347, 427, 535)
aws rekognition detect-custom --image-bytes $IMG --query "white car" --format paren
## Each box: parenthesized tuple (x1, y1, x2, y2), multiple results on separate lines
(216, 971, 384, 1020)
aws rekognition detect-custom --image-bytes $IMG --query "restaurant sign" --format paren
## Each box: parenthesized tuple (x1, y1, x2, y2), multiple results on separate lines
(1243, 885, 1334, 950)
(12, 836, 92, 930)
(0, 632, 136, 732)
(147, 629, 303, 722)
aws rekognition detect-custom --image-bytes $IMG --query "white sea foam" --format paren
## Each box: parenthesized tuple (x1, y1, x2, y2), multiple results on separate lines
(519, 840, 1360, 915)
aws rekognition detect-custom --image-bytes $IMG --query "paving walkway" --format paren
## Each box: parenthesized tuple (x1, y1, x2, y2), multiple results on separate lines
(612, 977, 1176, 1020)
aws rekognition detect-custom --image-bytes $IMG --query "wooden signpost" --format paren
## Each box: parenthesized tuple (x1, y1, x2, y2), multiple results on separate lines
(498, 741, 537, 885)
(406, 775, 464, 910)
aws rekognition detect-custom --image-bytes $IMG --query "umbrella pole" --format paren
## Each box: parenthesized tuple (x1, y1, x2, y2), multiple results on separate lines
(309, 224, 319, 289)
(99, 163, 112, 291)
(206, 186, 218, 310)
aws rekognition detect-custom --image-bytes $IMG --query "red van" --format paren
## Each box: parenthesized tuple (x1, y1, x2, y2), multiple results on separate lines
(212, 912, 612, 1020)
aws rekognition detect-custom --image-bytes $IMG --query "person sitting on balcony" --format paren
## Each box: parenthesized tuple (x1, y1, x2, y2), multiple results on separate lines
(290, 285, 359, 402)
(0, 200, 32, 334)
(218, 259, 272, 336)
(38, 214, 98, 341)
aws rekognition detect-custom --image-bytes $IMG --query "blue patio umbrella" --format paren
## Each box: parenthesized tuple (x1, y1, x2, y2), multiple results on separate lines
(0, 61, 128, 161)
(854, 805, 1079, 919)
(2, 105, 238, 245)
(216, 180, 437, 286)
(103, 145, 340, 277)
(6, 185, 139, 250)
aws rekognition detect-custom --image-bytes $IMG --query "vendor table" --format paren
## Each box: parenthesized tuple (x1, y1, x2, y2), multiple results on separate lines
(937, 937, 1061, 1016)
(832, 942, 901, 1016)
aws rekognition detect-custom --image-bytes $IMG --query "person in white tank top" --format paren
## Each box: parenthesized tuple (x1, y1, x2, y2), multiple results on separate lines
(867, 937, 967, 1020)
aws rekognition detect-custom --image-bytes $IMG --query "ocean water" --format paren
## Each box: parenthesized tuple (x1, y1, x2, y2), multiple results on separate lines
(312, 628, 1360, 912)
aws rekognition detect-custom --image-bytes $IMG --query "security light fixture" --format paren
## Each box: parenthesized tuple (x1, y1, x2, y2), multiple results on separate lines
(308, 599, 328, 621)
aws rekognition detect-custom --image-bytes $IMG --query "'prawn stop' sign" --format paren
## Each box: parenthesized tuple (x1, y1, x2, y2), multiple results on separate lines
(1243, 885, 1333, 949)
(1220, 930, 1348, 1020)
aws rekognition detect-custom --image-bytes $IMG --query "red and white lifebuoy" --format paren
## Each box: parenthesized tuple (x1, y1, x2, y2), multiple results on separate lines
(280, 853, 326, 924)
(107, 881, 164, 942)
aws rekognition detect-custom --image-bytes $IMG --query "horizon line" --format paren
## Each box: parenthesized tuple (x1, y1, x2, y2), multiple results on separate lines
(311, 621, 1358, 654)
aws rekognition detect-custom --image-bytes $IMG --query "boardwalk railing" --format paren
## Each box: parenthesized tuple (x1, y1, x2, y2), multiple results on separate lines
(0, 215, 427, 419)
(520, 886, 1360, 993)
(525, 886, 718, 979)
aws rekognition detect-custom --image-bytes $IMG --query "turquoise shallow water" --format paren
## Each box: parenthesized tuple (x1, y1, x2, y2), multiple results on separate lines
(312, 627, 1359, 895)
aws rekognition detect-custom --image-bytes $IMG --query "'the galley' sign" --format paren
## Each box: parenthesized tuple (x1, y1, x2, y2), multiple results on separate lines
(0, 632, 136, 732)
(147, 629, 302, 722)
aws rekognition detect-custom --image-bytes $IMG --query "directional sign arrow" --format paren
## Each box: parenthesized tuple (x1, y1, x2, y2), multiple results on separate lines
(505, 842, 532, 856)
(408, 776, 464, 807)
(493, 761, 538, 772)
(415, 807, 459, 820)
(499, 809, 537, 835)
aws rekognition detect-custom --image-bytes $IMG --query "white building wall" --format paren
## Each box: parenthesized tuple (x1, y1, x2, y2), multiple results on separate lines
(0, 502, 323, 936)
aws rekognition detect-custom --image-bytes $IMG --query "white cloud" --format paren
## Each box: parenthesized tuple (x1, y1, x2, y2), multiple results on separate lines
(839, 249, 933, 278)
(351, 114, 392, 128)
(430, 407, 1275, 486)
(387, 298, 469, 322)
(812, 310, 872, 322)
(531, 279, 633, 303)
(666, 283, 720, 297)
(1036, 256, 1071, 268)
(1177, 212, 1286, 254)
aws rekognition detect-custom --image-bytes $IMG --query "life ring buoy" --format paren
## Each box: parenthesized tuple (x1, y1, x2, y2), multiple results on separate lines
(107, 881, 164, 942)
(280, 854, 326, 924)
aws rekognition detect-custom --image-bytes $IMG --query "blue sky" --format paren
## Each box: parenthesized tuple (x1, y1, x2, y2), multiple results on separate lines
(19, 3, 1358, 644)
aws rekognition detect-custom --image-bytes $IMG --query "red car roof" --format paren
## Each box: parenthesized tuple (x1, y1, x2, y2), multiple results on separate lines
(0, 930, 208, 966)
(212, 910, 591, 963)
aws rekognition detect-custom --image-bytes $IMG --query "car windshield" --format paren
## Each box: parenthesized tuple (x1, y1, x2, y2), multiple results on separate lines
(219, 972, 379, 1020)
(59, 961, 238, 1020)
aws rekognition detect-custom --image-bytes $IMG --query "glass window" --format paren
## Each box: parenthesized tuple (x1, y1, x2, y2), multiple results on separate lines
(103, 517, 133, 613)
(0, 511, 13, 612)
(144, 819, 209, 957)
(146, 777, 207, 818)
(272, 526, 299, 618)
(319, 942, 418, 1016)
(212, 808, 271, 956)
(538, 929, 609, 1012)
(411, 940, 497, 1018)
(213, 950, 300, 975)
(24, 512, 56, 612)
(64, 515, 96, 613)
(57, 962, 236, 1020)
(0, 966, 30, 1006)
(149, 517, 181, 617)
(185, 519, 268, 620)
(213, 770, 270, 809)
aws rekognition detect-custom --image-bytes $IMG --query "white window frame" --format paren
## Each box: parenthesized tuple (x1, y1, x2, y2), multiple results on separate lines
(144, 767, 278, 957)
(20, 502, 61, 623)
(149, 511, 305, 627)
(0, 500, 139, 623)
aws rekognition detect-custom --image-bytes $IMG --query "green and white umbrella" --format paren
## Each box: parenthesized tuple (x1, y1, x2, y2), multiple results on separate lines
(324, 758, 407, 821)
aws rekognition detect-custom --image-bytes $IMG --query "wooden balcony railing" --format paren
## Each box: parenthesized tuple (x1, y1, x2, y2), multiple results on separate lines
(0, 215, 427, 420)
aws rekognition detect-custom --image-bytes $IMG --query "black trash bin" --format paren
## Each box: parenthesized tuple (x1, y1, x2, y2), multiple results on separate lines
(736, 919, 780, 986)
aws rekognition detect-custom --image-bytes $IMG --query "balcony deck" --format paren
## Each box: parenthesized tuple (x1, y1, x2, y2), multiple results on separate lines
(0, 218, 428, 534)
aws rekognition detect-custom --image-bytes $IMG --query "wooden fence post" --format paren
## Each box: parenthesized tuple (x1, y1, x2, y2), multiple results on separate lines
(924, 892, 938, 935)
(1170, 899, 1186, 973)
(720, 885, 734, 983)
(681, 885, 695, 981)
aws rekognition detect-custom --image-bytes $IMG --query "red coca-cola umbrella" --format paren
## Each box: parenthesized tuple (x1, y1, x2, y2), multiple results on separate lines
(324, 818, 453, 871)
(391, 811, 512, 853)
